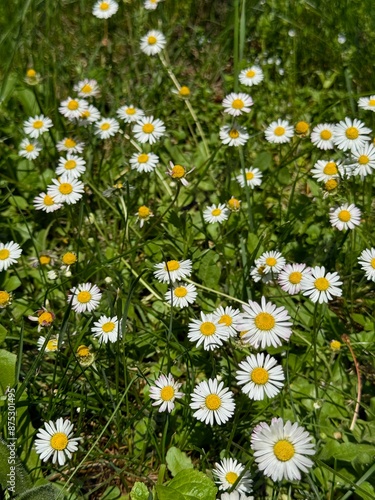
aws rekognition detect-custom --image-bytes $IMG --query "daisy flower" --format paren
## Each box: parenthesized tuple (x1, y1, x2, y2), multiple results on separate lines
(203, 203, 230, 224)
(255, 250, 286, 275)
(34, 418, 80, 466)
(349, 143, 375, 178)
(330, 340, 341, 351)
(25, 68, 40, 85)
(212, 305, 241, 337)
(358, 95, 375, 112)
(188, 311, 229, 350)
(23, 114, 53, 138)
(0, 290, 12, 309)
(219, 125, 249, 147)
(295, 121, 309, 136)
(117, 104, 145, 123)
(144, 0, 161, 9)
(236, 168, 263, 188)
(300, 266, 342, 303)
(250, 265, 273, 284)
(227, 196, 241, 212)
(37, 335, 59, 352)
(92, 315, 121, 343)
(220, 493, 254, 500)
(166, 162, 194, 186)
(265, 119, 294, 144)
(73, 79, 100, 98)
(59, 97, 88, 120)
(239, 66, 264, 86)
(33, 192, 63, 213)
(250, 418, 315, 482)
(235, 353, 285, 400)
(165, 282, 197, 308)
(333, 117, 372, 152)
(358, 248, 375, 281)
(29, 308, 55, 330)
(47, 175, 84, 205)
(133, 116, 166, 144)
(310, 159, 344, 182)
(329, 203, 361, 231)
(222, 92, 253, 117)
(213, 458, 252, 494)
(62, 252, 77, 268)
(68, 283, 102, 313)
(278, 263, 311, 295)
(19, 138, 42, 160)
(94, 118, 120, 139)
(92, 0, 119, 19)
(172, 85, 191, 98)
(78, 105, 101, 125)
(129, 151, 159, 173)
(154, 258, 192, 283)
(56, 154, 86, 179)
(56, 137, 85, 153)
(140, 30, 166, 56)
(236, 296, 292, 349)
(190, 378, 235, 425)
(310, 123, 336, 150)
(149, 373, 184, 413)
(0, 241, 22, 272)
(136, 205, 154, 228)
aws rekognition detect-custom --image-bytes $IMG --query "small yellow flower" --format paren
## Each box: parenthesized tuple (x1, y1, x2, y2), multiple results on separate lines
(0, 291, 12, 309)
(330, 340, 341, 351)
(62, 252, 77, 266)
(136, 205, 154, 228)
(76, 344, 95, 367)
(25, 68, 41, 85)
(227, 196, 241, 212)
(295, 121, 309, 136)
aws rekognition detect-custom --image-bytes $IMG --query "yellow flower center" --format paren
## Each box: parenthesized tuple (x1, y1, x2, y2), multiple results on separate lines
(225, 472, 238, 485)
(232, 99, 244, 109)
(246, 69, 255, 78)
(165, 260, 180, 271)
(65, 138, 76, 148)
(59, 183, 73, 195)
(273, 440, 295, 461)
(251, 367, 269, 385)
(345, 127, 359, 140)
(320, 129, 332, 140)
(102, 321, 115, 333)
(27, 69, 36, 78)
(81, 109, 89, 119)
(314, 277, 330, 291)
(228, 198, 240, 210)
(338, 209, 351, 222)
(50, 432, 68, 450)
(77, 291, 92, 303)
(265, 257, 277, 267)
(100, 122, 110, 130)
(274, 126, 285, 136)
(148, 36, 157, 45)
(67, 100, 79, 111)
(160, 385, 175, 401)
(211, 208, 222, 216)
(205, 394, 221, 410)
(100, 2, 109, 10)
(138, 154, 149, 163)
(77, 345, 90, 357)
(179, 86, 190, 96)
(0, 249, 10, 260)
(0, 291, 10, 306)
(33, 120, 43, 129)
(81, 84, 92, 93)
(39, 255, 51, 265)
(295, 121, 309, 134)
(143, 123, 155, 134)
(369, 99, 375, 106)
(65, 160, 77, 170)
(358, 155, 369, 165)
(42, 195, 54, 206)
(323, 162, 338, 175)
(229, 129, 239, 139)
(174, 286, 187, 298)
(254, 312, 275, 331)
(219, 314, 232, 326)
(239, 330, 249, 338)
(62, 252, 77, 265)
(171, 165, 185, 178)
(246, 172, 254, 180)
(325, 179, 338, 191)
(330, 340, 341, 351)
(38, 311, 53, 325)
(200, 322, 216, 336)
(138, 206, 150, 218)
(371, 258, 375, 269)
(126, 107, 136, 115)
(46, 339, 58, 351)
(25, 144, 35, 152)
(289, 271, 302, 284)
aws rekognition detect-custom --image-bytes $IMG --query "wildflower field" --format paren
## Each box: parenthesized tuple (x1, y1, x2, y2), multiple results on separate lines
(1, 0, 375, 498)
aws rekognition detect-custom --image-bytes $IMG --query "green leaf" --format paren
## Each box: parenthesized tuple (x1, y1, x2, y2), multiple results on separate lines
(0, 438, 33, 495)
(130, 481, 149, 500)
(0, 349, 17, 396)
(166, 447, 193, 477)
(0, 325, 7, 344)
(4, 275, 22, 292)
(156, 470, 217, 500)
(16, 484, 63, 499)
(253, 151, 273, 171)
(197, 251, 220, 289)
(331, 443, 375, 463)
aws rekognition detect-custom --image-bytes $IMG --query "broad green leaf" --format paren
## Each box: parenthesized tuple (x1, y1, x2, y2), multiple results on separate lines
(0, 438, 32, 495)
(253, 151, 273, 171)
(0, 349, 17, 396)
(156, 469, 216, 500)
(166, 447, 193, 477)
(4, 276, 22, 292)
(197, 251, 220, 289)
(16, 484, 62, 499)
(156, 485, 184, 500)
(130, 481, 149, 500)
(0, 325, 7, 344)
(331, 443, 375, 463)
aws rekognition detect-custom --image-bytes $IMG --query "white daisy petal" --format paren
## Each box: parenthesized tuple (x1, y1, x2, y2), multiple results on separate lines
(300, 266, 342, 303)
(149, 373, 184, 413)
(190, 378, 235, 425)
(68, 283, 102, 313)
(153, 259, 192, 283)
(358, 247, 375, 282)
(265, 119, 294, 144)
(235, 353, 284, 400)
(329, 203, 361, 231)
(213, 457, 252, 494)
(0, 241, 22, 272)
(92, 315, 121, 343)
(34, 418, 80, 466)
